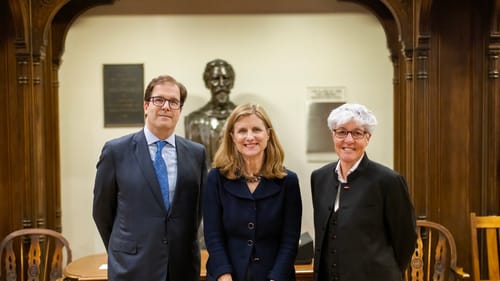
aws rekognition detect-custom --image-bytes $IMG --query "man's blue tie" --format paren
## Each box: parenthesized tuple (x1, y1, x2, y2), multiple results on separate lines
(154, 141, 170, 210)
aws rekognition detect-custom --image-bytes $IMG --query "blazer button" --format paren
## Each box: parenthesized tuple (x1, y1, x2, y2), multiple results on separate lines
(247, 240, 254, 246)
(162, 239, 168, 244)
(248, 222, 255, 229)
(252, 257, 260, 262)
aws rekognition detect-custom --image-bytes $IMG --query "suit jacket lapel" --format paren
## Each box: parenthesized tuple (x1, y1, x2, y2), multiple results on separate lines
(252, 179, 282, 199)
(171, 136, 189, 211)
(132, 131, 166, 210)
(223, 180, 253, 199)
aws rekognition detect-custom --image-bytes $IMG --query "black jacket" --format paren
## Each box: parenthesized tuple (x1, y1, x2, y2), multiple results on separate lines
(311, 154, 416, 281)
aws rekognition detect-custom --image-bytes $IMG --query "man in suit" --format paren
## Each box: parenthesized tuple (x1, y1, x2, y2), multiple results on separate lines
(93, 75, 207, 281)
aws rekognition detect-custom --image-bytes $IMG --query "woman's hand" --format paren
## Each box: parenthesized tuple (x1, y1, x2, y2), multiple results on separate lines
(217, 273, 233, 281)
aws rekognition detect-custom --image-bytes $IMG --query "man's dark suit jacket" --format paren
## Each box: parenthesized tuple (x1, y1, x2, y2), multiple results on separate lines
(311, 154, 416, 281)
(93, 130, 207, 281)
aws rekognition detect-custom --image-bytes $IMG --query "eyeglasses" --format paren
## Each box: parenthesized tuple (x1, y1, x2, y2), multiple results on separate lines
(148, 96, 181, 110)
(333, 128, 367, 140)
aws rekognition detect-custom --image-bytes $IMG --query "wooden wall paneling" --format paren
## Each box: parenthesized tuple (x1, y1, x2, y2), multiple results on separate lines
(387, 24, 408, 182)
(485, 0, 500, 215)
(431, 0, 470, 271)
(396, 0, 419, 218)
(0, 0, 119, 240)
(9, 21, 29, 234)
(0, 0, 116, 244)
(0, 0, 13, 239)
(467, 0, 486, 224)
(7, 0, 29, 50)
(402, 49, 416, 207)
(30, 52, 48, 229)
(3, 0, 76, 235)
(392, 53, 404, 175)
(394, 51, 411, 194)
(44, 26, 61, 231)
(15, 0, 47, 230)
(3, 0, 30, 236)
(418, 2, 436, 222)
(345, 0, 497, 275)
(413, 0, 433, 223)
(30, 0, 60, 226)
(85, 0, 364, 15)
(431, 0, 485, 273)
(16, 51, 34, 230)
(6, 0, 33, 232)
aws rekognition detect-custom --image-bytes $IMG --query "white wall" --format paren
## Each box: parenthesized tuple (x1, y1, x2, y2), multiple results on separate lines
(59, 13, 392, 259)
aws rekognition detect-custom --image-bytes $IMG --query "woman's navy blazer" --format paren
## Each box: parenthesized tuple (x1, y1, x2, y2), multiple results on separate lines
(203, 168, 302, 281)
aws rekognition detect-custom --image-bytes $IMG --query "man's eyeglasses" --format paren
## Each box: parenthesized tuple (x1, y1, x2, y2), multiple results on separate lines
(333, 128, 367, 140)
(148, 96, 181, 110)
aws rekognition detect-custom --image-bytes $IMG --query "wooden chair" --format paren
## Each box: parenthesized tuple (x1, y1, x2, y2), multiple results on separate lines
(469, 212, 500, 281)
(404, 220, 470, 281)
(0, 228, 72, 281)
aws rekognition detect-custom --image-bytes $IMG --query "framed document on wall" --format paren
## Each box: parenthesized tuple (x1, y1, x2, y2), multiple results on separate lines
(103, 64, 144, 127)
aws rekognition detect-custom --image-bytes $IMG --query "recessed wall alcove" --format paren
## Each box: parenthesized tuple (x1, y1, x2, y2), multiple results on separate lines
(59, 0, 393, 258)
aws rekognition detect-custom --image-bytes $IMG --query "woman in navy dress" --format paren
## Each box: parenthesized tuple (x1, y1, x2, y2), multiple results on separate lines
(203, 103, 302, 281)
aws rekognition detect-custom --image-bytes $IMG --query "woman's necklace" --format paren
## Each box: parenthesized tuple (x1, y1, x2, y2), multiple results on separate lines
(245, 176, 262, 183)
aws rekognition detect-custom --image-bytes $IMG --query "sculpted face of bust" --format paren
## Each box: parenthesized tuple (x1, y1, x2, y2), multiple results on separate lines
(203, 59, 235, 106)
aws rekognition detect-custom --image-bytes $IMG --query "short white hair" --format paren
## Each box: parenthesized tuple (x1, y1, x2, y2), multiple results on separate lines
(327, 103, 378, 134)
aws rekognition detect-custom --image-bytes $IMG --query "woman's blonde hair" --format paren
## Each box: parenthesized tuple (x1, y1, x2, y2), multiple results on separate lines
(213, 103, 287, 180)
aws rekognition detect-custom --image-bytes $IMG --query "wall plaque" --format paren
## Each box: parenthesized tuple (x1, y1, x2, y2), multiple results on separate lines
(103, 64, 144, 127)
(306, 86, 346, 162)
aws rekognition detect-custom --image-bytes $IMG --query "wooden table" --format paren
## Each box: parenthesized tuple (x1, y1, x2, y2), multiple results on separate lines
(63, 253, 107, 280)
(62, 250, 313, 281)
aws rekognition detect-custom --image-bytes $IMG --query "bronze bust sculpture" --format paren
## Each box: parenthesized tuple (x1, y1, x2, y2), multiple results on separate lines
(185, 59, 237, 168)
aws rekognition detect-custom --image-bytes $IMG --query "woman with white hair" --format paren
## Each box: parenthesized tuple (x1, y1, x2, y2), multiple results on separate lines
(311, 103, 417, 281)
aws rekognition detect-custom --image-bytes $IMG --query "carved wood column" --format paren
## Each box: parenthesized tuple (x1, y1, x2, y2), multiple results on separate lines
(7, 0, 67, 232)
(2, 0, 115, 236)
(402, 50, 416, 198)
(413, 0, 432, 220)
